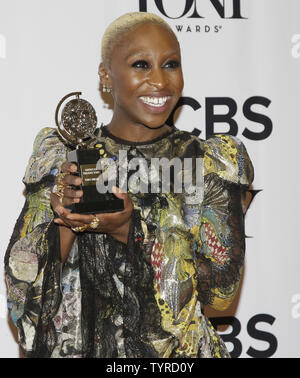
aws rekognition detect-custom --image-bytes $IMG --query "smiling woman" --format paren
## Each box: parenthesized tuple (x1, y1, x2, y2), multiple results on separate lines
(4, 12, 254, 358)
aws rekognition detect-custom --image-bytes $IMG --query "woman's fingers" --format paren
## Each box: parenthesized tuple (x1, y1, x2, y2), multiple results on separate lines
(87, 188, 133, 233)
(63, 174, 82, 187)
(51, 161, 83, 209)
(51, 192, 70, 218)
(59, 162, 82, 187)
(63, 187, 83, 202)
(61, 162, 78, 174)
(54, 216, 85, 228)
(112, 186, 133, 212)
(52, 201, 89, 228)
(63, 212, 96, 224)
(51, 186, 82, 209)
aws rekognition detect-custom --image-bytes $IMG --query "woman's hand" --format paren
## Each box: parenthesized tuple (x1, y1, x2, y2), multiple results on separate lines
(50, 162, 133, 244)
(50, 162, 83, 220)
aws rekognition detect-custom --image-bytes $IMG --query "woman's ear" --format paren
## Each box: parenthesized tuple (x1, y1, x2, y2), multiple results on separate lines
(98, 62, 112, 90)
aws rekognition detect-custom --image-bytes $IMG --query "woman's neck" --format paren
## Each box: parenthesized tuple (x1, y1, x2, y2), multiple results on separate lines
(106, 117, 171, 143)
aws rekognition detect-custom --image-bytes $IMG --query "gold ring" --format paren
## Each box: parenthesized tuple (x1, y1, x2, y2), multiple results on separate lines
(51, 183, 65, 204)
(56, 172, 67, 185)
(89, 215, 100, 229)
(71, 224, 89, 233)
(52, 172, 68, 204)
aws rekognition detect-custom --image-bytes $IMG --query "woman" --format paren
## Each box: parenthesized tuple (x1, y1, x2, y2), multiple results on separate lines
(4, 12, 254, 358)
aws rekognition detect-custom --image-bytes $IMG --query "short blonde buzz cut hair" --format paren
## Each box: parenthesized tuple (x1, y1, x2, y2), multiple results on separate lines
(101, 12, 177, 66)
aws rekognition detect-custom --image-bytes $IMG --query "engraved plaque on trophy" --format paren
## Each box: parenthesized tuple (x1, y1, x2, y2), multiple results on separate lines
(55, 92, 124, 214)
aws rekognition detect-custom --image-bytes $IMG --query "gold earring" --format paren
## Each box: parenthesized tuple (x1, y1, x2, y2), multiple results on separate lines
(102, 84, 111, 93)
(101, 73, 111, 93)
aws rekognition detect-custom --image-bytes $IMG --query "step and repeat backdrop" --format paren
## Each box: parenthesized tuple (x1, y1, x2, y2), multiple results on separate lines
(0, 0, 299, 358)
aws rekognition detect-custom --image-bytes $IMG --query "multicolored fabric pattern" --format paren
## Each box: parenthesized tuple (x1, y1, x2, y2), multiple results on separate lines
(4, 126, 254, 358)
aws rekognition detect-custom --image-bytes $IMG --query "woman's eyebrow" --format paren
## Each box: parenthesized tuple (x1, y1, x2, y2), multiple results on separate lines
(125, 51, 151, 60)
(125, 49, 181, 61)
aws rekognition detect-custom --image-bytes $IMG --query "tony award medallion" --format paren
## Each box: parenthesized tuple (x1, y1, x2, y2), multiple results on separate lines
(55, 92, 124, 214)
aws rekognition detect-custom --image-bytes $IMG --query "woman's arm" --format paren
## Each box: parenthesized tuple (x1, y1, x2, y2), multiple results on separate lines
(196, 134, 254, 311)
(196, 175, 246, 310)
(58, 225, 76, 265)
(4, 128, 67, 354)
(4, 189, 62, 355)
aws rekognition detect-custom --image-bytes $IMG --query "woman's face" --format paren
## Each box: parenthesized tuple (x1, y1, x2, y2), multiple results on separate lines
(105, 23, 184, 130)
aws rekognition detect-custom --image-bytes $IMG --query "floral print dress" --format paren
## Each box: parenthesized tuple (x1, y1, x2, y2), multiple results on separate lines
(4, 125, 254, 358)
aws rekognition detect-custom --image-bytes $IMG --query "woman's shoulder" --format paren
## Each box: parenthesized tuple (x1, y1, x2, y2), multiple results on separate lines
(23, 127, 68, 186)
(30, 127, 63, 152)
(202, 133, 254, 186)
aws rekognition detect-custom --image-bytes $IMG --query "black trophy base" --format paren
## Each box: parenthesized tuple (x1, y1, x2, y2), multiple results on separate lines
(67, 149, 124, 214)
(66, 197, 124, 214)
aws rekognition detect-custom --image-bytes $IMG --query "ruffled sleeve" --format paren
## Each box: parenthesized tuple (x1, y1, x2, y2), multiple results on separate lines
(195, 134, 254, 311)
(23, 127, 67, 188)
(203, 133, 254, 186)
(4, 127, 67, 355)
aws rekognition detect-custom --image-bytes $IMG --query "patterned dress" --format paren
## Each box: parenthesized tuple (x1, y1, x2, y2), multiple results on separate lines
(4, 126, 254, 358)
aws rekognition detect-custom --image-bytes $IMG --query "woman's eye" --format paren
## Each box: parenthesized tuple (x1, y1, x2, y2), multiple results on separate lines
(164, 60, 181, 69)
(131, 60, 150, 69)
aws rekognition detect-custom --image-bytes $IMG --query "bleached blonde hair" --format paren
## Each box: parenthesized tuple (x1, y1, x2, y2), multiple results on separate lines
(101, 12, 177, 66)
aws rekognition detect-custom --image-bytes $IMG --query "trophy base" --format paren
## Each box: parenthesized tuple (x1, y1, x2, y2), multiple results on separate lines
(66, 198, 124, 214)
(67, 149, 125, 214)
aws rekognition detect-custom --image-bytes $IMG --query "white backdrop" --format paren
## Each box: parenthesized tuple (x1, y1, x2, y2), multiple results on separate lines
(0, 0, 299, 358)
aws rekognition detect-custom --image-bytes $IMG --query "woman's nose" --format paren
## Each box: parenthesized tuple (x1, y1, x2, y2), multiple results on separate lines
(147, 68, 168, 89)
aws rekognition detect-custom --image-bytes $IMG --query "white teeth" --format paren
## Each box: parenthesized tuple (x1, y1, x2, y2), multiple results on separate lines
(140, 96, 168, 107)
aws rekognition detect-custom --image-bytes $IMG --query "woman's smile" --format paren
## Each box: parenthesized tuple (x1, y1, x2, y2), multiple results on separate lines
(138, 94, 172, 113)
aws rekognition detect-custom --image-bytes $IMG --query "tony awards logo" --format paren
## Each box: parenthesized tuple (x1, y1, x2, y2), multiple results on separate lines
(139, 0, 246, 19)
(55, 92, 124, 214)
(139, 0, 247, 33)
